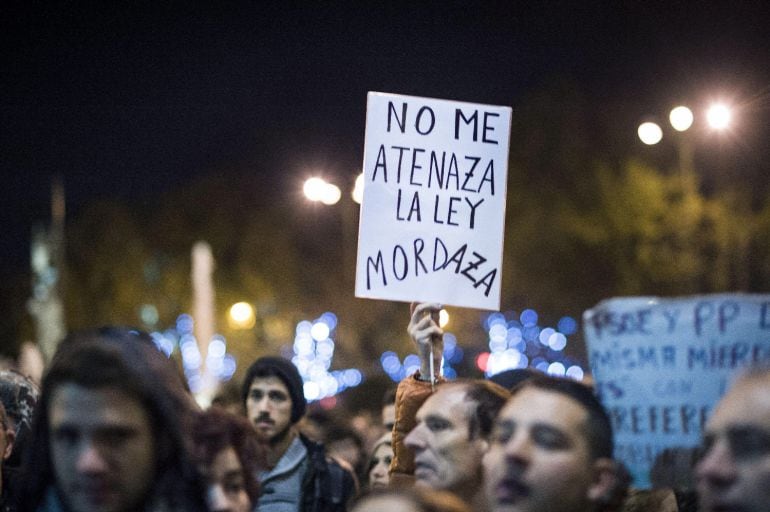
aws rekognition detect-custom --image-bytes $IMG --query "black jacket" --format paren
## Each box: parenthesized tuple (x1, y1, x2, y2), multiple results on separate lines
(300, 435, 357, 512)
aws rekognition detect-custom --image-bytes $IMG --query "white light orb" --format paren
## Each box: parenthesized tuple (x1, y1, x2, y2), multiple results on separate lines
(352, 173, 364, 204)
(638, 122, 663, 145)
(669, 106, 693, 132)
(707, 103, 731, 130)
(303, 177, 328, 202)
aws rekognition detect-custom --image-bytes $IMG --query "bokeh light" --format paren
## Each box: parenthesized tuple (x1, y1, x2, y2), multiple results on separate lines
(638, 122, 663, 145)
(352, 173, 364, 204)
(707, 103, 731, 130)
(669, 106, 693, 132)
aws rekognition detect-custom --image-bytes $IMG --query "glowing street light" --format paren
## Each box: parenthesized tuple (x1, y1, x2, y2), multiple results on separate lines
(303, 177, 341, 205)
(669, 106, 694, 132)
(638, 122, 663, 145)
(706, 103, 731, 130)
(229, 302, 256, 329)
(351, 173, 364, 204)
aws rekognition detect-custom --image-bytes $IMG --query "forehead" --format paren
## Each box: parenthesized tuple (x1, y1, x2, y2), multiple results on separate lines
(416, 385, 470, 421)
(48, 383, 149, 428)
(708, 376, 770, 430)
(208, 446, 243, 476)
(499, 387, 588, 432)
(249, 376, 289, 394)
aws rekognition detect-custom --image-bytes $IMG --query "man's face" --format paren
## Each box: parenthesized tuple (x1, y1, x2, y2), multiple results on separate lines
(404, 385, 485, 492)
(246, 376, 293, 443)
(695, 375, 770, 512)
(204, 446, 251, 512)
(382, 403, 395, 432)
(483, 387, 598, 512)
(48, 383, 156, 512)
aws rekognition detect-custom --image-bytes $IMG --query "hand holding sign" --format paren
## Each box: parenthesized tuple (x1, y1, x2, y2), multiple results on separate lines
(408, 302, 444, 386)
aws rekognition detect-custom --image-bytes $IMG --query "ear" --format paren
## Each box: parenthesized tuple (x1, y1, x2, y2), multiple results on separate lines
(2, 429, 15, 461)
(587, 457, 621, 504)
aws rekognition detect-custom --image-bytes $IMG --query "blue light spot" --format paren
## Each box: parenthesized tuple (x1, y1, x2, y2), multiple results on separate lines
(547, 362, 566, 376)
(320, 312, 338, 330)
(382, 354, 401, 374)
(539, 327, 555, 346)
(520, 309, 538, 327)
(486, 312, 506, 330)
(403, 354, 421, 368)
(208, 338, 226, 358)
(522, 325, 540, 342)
(557, 316, 578, 336)
(566, 365, 584, 381)
(449, 346, 464, 364)
(176, 314, 194, 334)
(548, 332, 567, 351)
(296, 320, 313, 335)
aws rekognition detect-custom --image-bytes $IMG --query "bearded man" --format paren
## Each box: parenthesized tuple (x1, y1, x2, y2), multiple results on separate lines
(242, 357, 356, 512)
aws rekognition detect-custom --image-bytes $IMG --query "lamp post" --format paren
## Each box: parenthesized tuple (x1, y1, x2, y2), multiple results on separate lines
(303, 174, 363, 288)
(637, 102, 731, 176)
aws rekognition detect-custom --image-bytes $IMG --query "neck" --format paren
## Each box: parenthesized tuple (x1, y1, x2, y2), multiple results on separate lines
(457, 473, 488, 512)
(263, 427, 298, 469)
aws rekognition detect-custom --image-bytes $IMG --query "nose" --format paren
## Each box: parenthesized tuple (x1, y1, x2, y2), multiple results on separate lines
(371, 461, 387, 478)
(502, 431, 532, 466)
(404, 425, 426, 451)
(695, 437, 737, 490)
(207, 484, 232, 512)
(75, 441, 109, 475)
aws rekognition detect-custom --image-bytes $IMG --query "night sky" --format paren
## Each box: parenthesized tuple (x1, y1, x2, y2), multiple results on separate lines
(3, 2, 769, 308)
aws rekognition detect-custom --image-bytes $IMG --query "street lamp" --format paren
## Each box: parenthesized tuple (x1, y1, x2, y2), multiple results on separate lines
(706, 103, 731, 130)
(229, 302, 256, 329)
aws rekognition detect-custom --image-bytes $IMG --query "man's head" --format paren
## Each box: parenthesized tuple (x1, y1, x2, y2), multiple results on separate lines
(483, 375, 619, 512)
(192, 408, 262, 512)
(24, 327, 206, 512)
(695, 367, 770, 512)
(242, 357, 306, 444)
(0, 369, 39, 467)
(404, 379, 509, 496)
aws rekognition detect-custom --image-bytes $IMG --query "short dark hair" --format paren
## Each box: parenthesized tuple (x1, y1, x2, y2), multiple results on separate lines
(22, 327, 208, 511)
(241, 356, 306, 424)
(513, 375, 613, 460)
(192, 407, 263, 502)
(442, 379, 510, 440)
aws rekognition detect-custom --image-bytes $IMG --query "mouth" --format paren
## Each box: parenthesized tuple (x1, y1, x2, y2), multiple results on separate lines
(494, 476, 530, 504)
(413, 461, 436, 481)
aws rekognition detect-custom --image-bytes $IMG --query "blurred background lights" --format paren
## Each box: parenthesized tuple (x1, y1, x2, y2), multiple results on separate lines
(352, 173, 364, 204)
(482, 309, 585, 381)
(566, 365, 585, 381)
(176, 314, 194, 334)
(520, 309, 538, 327)
(547, 362, 566, 376)
(303, 177, 341, 205)
(707, 103, 731, 130)
(310, 321, 330, 341)
(669, 105, 693, 132)
(638, 121, 663, 145)
(139, 304, 159, 326)
(291, 312, 363, 401)
(207, 337, 226, 358)
(548, 332, 567, 351)
(557, 316, 577, 335)
(229, 302, 255, 329)
(439, 308, 450, 327)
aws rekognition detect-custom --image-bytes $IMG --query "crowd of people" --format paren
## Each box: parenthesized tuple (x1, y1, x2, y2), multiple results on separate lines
(0, 302, 768, 512)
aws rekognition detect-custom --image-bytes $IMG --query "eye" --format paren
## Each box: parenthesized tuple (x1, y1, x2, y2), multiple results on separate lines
(532, 426, 568, 449)
(727, 427, 770, 459)
(53, 426, 79, 446)
(425, 417, 451, 432)
(249, 390, 264, 401)
(383, 455, 392, 465)
(491, 423, 513, 444)
(268, 390, 288, 402)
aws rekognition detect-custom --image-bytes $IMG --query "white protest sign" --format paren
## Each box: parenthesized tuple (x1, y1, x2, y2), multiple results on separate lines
(584, 293, 770, 487)
(355, 92, 511, 310)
